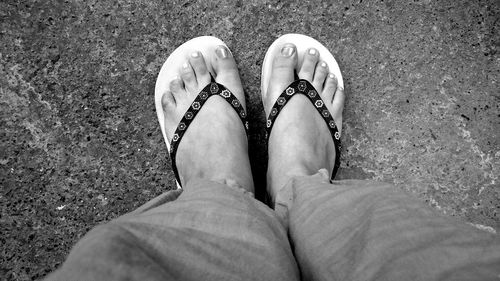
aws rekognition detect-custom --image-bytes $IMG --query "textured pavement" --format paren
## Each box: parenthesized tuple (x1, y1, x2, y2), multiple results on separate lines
(1, 0, 499, 279)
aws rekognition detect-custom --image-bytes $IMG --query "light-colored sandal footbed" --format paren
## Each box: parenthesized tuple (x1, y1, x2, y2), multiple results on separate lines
(261, 33, 344, 99)
(154, 36, 229, 189)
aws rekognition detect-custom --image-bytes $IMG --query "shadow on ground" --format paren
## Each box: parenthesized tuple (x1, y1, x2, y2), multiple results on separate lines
(1, 0, 499, 279)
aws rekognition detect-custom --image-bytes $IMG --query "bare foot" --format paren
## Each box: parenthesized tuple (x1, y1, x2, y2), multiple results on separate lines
(160, 45, 254, 193)
(263, 44, 345, 201)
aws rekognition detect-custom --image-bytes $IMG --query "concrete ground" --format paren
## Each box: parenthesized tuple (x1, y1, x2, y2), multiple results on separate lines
(1, 0, 498, 279)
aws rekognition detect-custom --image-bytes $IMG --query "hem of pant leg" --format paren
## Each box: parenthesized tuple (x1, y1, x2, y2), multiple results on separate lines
(274, 169, 330, 229)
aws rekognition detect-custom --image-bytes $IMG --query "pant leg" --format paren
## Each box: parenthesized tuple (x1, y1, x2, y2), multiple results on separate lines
(275, 169, 500, 281)
(47, 179, 300, 281)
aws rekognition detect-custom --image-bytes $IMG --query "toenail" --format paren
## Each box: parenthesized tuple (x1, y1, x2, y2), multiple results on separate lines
(191, 51, 200, 58)
(281, 45, 295, 57)
(308, 48, 317, 55)
(328, 73, 336, 79)
(182, 62, 189, 69)
(320, 62, 327, 68)
(216, 45, 231, 59)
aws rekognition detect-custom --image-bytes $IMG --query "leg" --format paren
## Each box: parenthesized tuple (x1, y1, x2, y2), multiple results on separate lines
(48, 180, 299, 281)
(282, 173, 500, 281)
(262, 36, 500, 281)
(47, 38, 300, 281)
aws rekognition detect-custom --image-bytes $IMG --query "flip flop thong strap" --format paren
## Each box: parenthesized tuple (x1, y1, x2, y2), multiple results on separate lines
(265, 79, 341, 181)
(169, 77, 249, 187)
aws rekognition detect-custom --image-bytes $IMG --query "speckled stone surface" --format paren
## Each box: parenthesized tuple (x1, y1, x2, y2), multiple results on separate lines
(1, 0, 498, 279)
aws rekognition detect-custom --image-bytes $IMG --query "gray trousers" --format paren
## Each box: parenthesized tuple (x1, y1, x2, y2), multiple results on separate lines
(48, 170, 500, 281)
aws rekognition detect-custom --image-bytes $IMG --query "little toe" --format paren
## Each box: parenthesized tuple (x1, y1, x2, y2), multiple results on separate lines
(180, 61, 198, 94)
(161, 90, 178, 139)
(298, 48, 319, 82)
(323, 73, 338, 103)
(189, 51, 211, 88)
(324, 73, 344, 133)
(312, 60, 329, 92)
(330, 75, 345, 111)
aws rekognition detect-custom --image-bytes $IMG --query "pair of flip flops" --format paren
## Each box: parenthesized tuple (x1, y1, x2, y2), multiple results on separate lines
(155, 34, 343, 189)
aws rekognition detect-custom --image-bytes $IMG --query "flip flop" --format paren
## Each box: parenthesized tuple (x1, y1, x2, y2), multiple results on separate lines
(261, 33, 343, 181)
(155, 36, 248, 189)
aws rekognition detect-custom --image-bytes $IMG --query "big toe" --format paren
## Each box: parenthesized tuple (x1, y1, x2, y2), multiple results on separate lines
(264, 43, 298, 113)
(211, 45, 245, 103)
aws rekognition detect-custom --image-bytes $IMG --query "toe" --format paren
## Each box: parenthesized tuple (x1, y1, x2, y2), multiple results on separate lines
(323, 73, 338, 103)
(312, 60, 329, 92)
(169, 76, 186, 102)
(331, 77, 345, 111)
(265, 43, 298, 111)
(212, 45, 244, 98)
(161, 89, 180, 141)
(161, 90, 176, 112)
(270, 44, 297, 74)
(180, 61, 198, 94)
(189, 51, 211, 88)
(325, 73, 344, 133)
(298, 48, 319, 82)
(169, 76, 183, 91)
(214, 45, 238, 68)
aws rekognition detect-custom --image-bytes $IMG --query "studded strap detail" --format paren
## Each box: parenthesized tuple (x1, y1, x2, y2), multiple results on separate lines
(169, 77, 248, 187)
(265, 79, 341, 181)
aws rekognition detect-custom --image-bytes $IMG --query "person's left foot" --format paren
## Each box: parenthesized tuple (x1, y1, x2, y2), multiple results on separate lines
(160, 45, 254, 192)
(263, 44, 344, 201)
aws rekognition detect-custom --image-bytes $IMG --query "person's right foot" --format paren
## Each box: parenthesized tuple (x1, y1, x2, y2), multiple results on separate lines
(160, 45, 254, 193)
(263, 43, 345, 201)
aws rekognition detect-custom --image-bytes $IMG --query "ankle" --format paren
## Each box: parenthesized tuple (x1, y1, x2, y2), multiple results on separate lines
(210, 176, 254, 193)
(183, 175, 254, 193)
(179, 161, 255, 194)
(266, 161, 320, 201)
